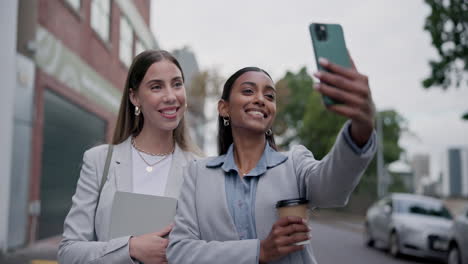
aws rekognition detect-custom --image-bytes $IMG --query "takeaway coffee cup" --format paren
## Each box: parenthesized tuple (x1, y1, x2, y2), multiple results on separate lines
(276, 198, 310, 245)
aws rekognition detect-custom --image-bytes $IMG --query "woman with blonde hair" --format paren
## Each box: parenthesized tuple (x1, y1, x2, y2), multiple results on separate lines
(59, 50, 201, 264)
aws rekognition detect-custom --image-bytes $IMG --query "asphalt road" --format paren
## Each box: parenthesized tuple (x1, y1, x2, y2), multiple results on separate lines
(1, 219, 445, 264)
(310, 222, 444, 264)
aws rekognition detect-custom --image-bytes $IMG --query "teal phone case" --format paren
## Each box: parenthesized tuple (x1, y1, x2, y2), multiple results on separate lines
(309, 23, 351, 105)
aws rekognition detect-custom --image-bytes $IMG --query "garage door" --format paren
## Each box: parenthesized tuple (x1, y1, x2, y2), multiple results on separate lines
(38, 90, 106, 239)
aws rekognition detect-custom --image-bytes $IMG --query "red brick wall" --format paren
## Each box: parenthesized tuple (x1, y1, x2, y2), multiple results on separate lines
(37, 0, 135, 92)
(133, 0, 150, 26)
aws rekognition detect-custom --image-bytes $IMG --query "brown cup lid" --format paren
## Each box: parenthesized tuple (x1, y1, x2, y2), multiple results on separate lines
(276, 198, 309, 208)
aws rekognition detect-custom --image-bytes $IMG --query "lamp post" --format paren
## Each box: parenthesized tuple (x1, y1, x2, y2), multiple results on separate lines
(377, 113, 386, 198)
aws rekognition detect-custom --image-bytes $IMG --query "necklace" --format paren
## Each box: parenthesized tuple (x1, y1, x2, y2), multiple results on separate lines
(131, 137, 174, 156)
(135, 149, 170, 172)
(238, 168, 252, 176)
(131, 137, 174, 172)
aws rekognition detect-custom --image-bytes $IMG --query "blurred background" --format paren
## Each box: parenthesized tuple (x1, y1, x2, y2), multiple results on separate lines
(0, 0, 466, 263)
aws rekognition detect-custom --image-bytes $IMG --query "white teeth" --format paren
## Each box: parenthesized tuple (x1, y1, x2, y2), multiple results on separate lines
(162, 110, 176, 115)
(248, 110, 264, 117)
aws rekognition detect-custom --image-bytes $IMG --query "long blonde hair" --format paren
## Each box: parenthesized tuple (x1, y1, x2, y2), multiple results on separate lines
(112, 50, 201, 155)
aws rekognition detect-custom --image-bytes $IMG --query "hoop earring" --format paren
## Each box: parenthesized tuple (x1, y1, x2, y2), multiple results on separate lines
(265, 128, 273, 136)
(223, 116, 230, 126)
(135, 106, 141, 116)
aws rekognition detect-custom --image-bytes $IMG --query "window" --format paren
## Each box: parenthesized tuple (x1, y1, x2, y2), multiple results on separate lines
(119, 16, 133, 67)
(90, 0, 111, 42)
(135, 40, 145, 57)
(65, 0, 81, 11)
(396, 198, 452, 220)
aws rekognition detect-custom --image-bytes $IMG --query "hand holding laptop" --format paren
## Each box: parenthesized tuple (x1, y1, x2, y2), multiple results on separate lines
(129, 223, 173, 264)
(108, 191, 178, 263)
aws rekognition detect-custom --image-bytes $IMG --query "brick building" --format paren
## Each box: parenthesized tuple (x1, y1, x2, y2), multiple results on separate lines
(1, 0, 159, 251)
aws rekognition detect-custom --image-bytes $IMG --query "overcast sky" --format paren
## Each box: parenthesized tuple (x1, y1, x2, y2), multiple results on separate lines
(151, 0, 468, 178)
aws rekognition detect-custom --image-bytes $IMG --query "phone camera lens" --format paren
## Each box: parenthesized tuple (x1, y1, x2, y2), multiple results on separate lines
(315, 24, 328, 41)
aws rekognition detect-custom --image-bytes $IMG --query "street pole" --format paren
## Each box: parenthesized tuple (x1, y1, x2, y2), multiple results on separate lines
(377, 112, 385, 198)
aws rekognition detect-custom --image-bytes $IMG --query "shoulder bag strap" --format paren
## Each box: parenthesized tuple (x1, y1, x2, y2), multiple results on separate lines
(94, 144, 114, 240)
(99, 144, 114, 193)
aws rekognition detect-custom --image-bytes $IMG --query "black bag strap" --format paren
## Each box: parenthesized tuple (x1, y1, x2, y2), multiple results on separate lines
(94, 144, 114, 239)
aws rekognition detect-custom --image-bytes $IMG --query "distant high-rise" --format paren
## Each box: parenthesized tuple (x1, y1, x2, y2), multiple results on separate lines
(442, 147, 468, 197)
(411, 154, 430, 194)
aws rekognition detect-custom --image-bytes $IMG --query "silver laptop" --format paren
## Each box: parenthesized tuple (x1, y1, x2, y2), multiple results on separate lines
(108, 191, 177, 239)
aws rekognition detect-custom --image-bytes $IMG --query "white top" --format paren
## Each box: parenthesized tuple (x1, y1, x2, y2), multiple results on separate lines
(131, 147, 172, 196)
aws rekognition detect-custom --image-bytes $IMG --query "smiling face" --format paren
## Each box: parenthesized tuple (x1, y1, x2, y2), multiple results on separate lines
(130, 59, 186, 133)
(219, 71, 276, 135)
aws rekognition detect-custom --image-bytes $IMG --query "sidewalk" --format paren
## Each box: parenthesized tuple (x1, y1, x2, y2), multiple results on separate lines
(0, 236, 60, 264)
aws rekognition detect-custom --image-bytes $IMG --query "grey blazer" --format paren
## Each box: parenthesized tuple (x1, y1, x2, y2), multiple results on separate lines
(167, 125, 376, 264)
(58, 137, 197, 264)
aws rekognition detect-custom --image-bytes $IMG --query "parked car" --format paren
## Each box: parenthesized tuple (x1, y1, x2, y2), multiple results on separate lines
(364, 193, 453, 261)
(447, 206, 468, 264)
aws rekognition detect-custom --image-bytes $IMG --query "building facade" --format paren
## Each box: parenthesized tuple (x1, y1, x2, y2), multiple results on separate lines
(411, 154, 430, 195)
(2, 0, 159, 252)
(442, 147, 468, 198)
(172, 47, 205, 150)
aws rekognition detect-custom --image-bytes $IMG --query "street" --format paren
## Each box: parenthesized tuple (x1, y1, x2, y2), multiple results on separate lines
(310, 221, 443, 264)
(1, 220, 446, 264)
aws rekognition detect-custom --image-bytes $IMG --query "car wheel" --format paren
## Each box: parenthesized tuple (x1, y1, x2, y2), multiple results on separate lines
(364, 223, 375, 247)
(389, 231, 401, 258)
(447, 245, 461, 264)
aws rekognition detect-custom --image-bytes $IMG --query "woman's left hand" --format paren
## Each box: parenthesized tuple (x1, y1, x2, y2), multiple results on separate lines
(313, 56, 375, 147)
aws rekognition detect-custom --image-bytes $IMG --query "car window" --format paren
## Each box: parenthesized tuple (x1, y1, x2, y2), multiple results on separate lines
(395, 198, 452, 219)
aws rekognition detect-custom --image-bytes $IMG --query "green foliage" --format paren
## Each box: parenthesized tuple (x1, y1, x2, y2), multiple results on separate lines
(423, 0, 468, 89)
(274, 68, 407, 200)
(299, 91, 346, 160)
(273, 67, 346, 159)
(380, 110, 406, 164)
(356, 110, 407, 197)
(188, 69, 224, 119)
(387, 172, 410, 193)
(274, 67, 314, 139)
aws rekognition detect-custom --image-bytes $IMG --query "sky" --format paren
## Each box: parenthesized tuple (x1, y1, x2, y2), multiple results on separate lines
(151, 0, 468, 178)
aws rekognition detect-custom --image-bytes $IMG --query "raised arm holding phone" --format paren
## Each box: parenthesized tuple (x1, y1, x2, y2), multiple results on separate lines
(167, 22, 377, 262)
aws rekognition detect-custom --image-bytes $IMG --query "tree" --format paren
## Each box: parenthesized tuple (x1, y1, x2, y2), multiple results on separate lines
(187, 68, 224, 150)
(274, 68, 407, 200)
(423, 0, 468, 89)
(187, 68, 224, 119)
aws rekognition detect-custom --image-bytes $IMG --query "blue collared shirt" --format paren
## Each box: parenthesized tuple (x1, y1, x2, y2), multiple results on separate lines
(206, 121, 372, 240)
(207, 143, 287, 240)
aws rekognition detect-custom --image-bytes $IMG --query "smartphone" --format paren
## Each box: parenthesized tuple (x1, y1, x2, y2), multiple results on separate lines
(309, 23, 351, 105)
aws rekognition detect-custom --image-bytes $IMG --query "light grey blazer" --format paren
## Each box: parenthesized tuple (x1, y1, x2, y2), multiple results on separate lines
(58, 137, 197, 264)
(167, 125, 376, 264)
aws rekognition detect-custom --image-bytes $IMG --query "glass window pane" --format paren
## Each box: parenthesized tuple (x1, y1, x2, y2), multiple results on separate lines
(90, 0, 110, 42)
(65, 0, 81, 11)
(119, 16, 133, 67)
(135, 40, 145, 57)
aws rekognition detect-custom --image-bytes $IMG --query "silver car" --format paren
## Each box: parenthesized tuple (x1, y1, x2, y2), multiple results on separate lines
(364, 193, 453, 260)
(447, 206, 468, 264)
